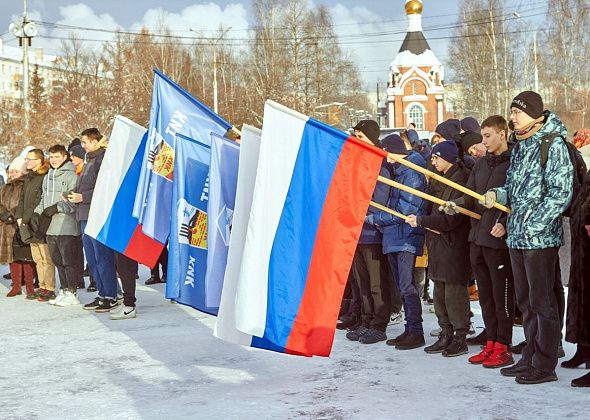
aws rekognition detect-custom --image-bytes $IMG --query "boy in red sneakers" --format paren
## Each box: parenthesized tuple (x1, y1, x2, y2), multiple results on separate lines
(443, 116, 516, 368)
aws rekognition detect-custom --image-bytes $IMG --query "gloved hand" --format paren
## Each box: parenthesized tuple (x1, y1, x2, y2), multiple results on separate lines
(30, 213, 40, 232)
(438, 201, 459, 215)
(365, 214, 375, 225)
(42, 204, 59, 218)
(0, 211, 11, 223)
(479, 190, 497, 209)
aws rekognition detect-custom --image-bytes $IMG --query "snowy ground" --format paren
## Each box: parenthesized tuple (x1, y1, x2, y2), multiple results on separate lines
(1, 264, 588, 420)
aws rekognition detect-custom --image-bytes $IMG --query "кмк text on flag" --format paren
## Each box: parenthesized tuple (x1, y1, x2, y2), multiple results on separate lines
(133, 68, 232, 244)
(167, 133, 216, 314)
(85, 115, 164, 268)
(234, 100, 386, 356)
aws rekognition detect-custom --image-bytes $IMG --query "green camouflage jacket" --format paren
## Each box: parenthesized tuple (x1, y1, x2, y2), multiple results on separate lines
(494, 112, 573, 249)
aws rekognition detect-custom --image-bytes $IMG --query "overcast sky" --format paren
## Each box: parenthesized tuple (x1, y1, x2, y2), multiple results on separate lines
(1, 0, 544, 89)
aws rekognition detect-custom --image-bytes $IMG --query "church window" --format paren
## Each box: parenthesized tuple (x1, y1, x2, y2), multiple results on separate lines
(409, 105, 424, 130)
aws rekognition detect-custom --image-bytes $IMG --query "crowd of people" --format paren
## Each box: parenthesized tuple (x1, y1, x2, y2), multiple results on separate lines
(0, 128, 168, 320)
(339, 90, 590, 388)
(1, 89, 589, 390)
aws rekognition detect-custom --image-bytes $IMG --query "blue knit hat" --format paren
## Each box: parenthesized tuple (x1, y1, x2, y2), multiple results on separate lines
(435, 119, 461, 141)
(406, 129, 420, 145)
(460, 117, 480, 134)
(380, 134, 407, 155)
(432, 140, 459, 164)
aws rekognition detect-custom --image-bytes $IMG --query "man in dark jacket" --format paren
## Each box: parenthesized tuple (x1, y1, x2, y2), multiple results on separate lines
(67, 128, 119, 313)
(15, 149, 55, 301)
(344, 120, 394, 344)
(443, 115, 515, 367)
(368, 134, 428, 350)
(407, 140, 472, 357)
(482, 91, 573, 384)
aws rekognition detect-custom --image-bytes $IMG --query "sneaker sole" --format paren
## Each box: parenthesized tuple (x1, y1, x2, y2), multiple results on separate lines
(515, 376, 558, 385)
(443, 349, 469, 357)
(483, 359, 514, 369)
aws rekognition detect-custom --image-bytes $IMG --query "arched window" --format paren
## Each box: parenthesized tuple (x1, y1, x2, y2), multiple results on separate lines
(409, 105, 424, 130)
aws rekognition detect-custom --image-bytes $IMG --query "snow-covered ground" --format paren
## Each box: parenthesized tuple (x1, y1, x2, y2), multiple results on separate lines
(1, 265, 588, 420)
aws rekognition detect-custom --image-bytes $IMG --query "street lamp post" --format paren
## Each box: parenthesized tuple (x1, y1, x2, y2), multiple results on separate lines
(9, 0, 37, 131)
(192, 26, 232, 114)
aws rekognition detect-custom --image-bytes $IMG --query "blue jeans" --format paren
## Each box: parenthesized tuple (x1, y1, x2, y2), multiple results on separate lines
(387, 251, 423, 335)
(81, 221, 118, 299)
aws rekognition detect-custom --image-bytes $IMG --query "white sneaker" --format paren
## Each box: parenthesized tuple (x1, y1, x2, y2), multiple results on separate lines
(109, 304, 124, 316)
(388, 311, 403, 325)
(48, 292, 66, 306)
(55, 291, 81, 307)
(110, 305, 137, 320)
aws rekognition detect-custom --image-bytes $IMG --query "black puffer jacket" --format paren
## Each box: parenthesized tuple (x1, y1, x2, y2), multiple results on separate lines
(417, 164, 471, 285)
(462, 147, 512, 249)
(75, 147, 105, 221)
(15, 163, 50, 243)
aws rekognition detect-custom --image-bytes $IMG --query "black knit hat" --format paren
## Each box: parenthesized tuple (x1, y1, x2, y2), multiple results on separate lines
(353, 120, 380, 145)
(380, 134, 407, 155)
(459, 131, 483, 154)
(69, 145, 86, 160)
(435, 119, 461, 141)
(511, 91, 544, 119)
(432, 140, 459, 164)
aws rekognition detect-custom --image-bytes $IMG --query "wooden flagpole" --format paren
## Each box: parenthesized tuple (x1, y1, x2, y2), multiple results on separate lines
(377, 176, 482, 220)
(369, 201, 440, 235)
(387, 153, 511, 214)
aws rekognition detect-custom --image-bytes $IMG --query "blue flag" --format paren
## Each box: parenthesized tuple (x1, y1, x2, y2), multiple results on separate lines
(205, 134, 240, 309)
(167, 133, 215, 314)
(133, 68, 231, 244)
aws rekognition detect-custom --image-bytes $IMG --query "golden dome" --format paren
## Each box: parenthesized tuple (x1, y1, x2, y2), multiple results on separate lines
(405, 0, 423, 15)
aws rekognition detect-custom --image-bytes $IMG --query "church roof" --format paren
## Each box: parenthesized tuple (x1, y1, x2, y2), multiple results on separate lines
(399, 31, 430, 55)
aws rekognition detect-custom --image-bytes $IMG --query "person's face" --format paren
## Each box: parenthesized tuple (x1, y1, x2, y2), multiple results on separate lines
(81, 135, 99, 153)
(431, 155, 452, 173)
(431, 134, 443, 145)
(48, 152, 67, 169)
(8, 168, 23, 181)
(70, 155, 83, 167)
(354, 130, 373, 145)
(25, 152, 41, 170)
(481, 126, 506, 155)
(467, 143, 487, 158)
(510, 107, 535, 131)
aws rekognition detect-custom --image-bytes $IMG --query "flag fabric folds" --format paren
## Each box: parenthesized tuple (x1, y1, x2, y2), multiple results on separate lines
(205, 134, 240, 308)
(234, 100, 386, 356)
(85, 115, 164, 268)
(133, 68, 232, 244)
(167, 133, 216, 314)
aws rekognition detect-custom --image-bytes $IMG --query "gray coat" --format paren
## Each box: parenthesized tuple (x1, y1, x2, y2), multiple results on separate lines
(34, 161, 80, 236)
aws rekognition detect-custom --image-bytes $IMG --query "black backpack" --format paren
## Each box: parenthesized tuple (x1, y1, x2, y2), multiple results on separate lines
(539, 133, 588, 217)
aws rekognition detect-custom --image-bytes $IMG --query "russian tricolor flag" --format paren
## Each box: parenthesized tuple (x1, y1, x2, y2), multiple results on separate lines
(86, 116, 165, 268)
(233, 101, 386, 356)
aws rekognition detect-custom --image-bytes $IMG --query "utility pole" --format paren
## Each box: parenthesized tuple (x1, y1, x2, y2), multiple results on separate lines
(8, 0, 37, 131)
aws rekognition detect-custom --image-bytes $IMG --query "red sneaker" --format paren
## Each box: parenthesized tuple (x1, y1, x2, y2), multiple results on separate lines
(483, 342, 514, 368)
(468, 340, 494, 364)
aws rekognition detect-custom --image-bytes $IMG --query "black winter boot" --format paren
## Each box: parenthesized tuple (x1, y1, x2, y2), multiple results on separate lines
(442, 335, 468, 357)
(424, 333, 453, 354)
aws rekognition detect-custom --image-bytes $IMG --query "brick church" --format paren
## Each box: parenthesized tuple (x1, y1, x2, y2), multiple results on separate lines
(385, 0, 445, 131)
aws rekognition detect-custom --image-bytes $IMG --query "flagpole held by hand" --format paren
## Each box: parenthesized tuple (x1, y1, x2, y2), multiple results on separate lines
(369, 201, 440, 235)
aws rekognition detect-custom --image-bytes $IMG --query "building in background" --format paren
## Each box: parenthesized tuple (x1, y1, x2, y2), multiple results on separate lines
(384, 0, 445, 131)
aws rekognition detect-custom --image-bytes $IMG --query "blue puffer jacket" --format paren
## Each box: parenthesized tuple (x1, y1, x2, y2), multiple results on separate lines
(359, 162, 392, 245)
(369, 151, 428, 255)
(494, 112, 573, 250)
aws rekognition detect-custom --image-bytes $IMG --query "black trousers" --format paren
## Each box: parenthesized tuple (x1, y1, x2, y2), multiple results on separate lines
(115, 252, 138, 307)
(352, 244, 391, 332)
(470, 244, 515, 345)
(47, 235, 83, 292)
(433, 281, 470, 336)
(151, 246, 168, 278)
(510, 247, 561, 373)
